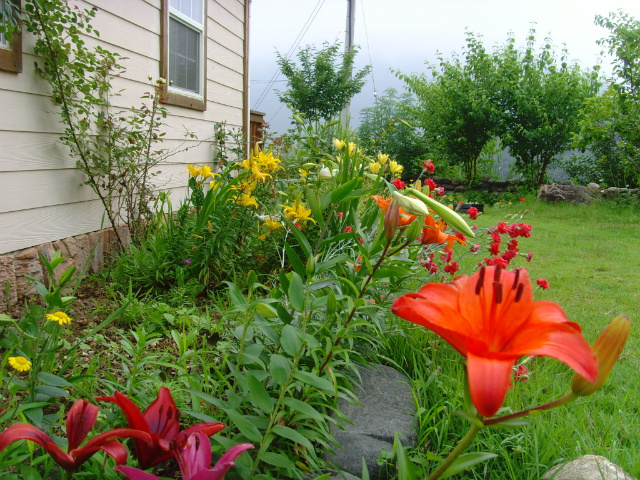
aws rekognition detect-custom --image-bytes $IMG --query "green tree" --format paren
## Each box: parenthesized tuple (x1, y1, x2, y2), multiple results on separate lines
(572, 11, 640, 187)
(276, 41, 371, 125)
(358, 88, 429, 177)
(398, 32, 502, 183)
(497, 32, 600, 188)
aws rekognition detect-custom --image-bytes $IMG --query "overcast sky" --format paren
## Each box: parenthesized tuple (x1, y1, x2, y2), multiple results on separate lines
(249, 0, 640, 135)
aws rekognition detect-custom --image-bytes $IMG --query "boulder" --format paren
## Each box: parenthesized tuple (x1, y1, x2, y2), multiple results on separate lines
(543, 455, 636, 480)
(537, 184, 599, 204)
(326, 364, 417, 480)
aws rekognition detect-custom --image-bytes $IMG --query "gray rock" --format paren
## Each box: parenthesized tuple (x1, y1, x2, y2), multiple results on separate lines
(543, 455, 636, 480)
(326, 364, 416, 480)
(537, 184, 599, 204)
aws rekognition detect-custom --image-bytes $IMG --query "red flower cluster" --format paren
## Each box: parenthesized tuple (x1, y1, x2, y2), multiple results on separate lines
(392, 178, 405, 190)
(536, 278, 550, 290)
(425, 178, 437, 191)
(422, 159, 436, 173)
(467, 207, 479, 220)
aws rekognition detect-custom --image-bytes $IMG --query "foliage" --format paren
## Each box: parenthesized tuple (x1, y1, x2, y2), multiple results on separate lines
(276, 41, 371, 124)
(496, 31, 600, 188)
(398, 30, 599, 188)
(571, 11, 640, 188)
(358, 88, 431, 178)
(398, 32, 502, 184)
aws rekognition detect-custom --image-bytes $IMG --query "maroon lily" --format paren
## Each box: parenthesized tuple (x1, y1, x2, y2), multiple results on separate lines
(97, 387, 225, 469)
(115, 432, 253, 480)
(0, 399, 151, 471)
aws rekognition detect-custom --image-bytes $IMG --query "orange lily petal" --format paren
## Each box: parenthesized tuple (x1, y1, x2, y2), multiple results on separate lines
(467, 352, 515, 417)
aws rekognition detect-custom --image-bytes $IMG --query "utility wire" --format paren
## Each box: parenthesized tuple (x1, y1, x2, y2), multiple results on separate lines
(252, 0, 327, 110)
(359, 0, 378, 104)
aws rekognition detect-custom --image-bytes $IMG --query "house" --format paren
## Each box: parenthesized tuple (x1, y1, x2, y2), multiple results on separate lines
(0, 0, 250, 309)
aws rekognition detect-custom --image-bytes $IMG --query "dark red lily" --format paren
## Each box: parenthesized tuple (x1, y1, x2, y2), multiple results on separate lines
(115, 432, 253, 480)
(391, 266, 598, 418)
(98, 387, 225, 469)
(0, 399, 151, 471)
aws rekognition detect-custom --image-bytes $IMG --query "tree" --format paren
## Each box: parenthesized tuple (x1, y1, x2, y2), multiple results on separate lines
(358, 88, 430, 177)
(398, 32, 502, 183)
(497, 32, 600, 188)
(572, 11, 640, 187)
(276, 41, 371, 125)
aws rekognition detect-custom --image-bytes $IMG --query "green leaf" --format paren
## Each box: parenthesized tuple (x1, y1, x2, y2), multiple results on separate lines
(272, 424, 314, 451)
(258, 451, 295, 469)
(269, 354, 292, 386)
(280, 324, 302, 356)
(331, 177, 360, 204)
(276, 304, 294, 325)
(34, 385, 68, 398)
(224, 281, 248, 311)
(186, 388, 227, 410)
(225, 408, 263, 442)
(282, 397, 324, 421)
(281, 216, 312, 259)
(288, 272, 305, 312)
(305, 186, 324, 227)
(293, 370, 334, 393)
(440, 452, 498, 479)
(247, 373, 274, 413)
(36, 372, 72, 388)
(284, 243, 306, 280)
(182, 410, 220, 423)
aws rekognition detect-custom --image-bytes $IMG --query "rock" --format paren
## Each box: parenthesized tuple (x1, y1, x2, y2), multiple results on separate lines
(537, 184, 598, 204)
(87, 231, 105, 274)
(326, 364, 417, 480)
(326, 472, 361, 480)
(14, 247, 44, 299)
(588, 182, 600, 189)
(0, 255, 17, 311)
(543, 455, 636, 480)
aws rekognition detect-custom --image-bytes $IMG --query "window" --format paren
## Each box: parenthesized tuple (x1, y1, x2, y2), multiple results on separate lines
(161, 0, 206, 110)
(0, 0, 22, 73)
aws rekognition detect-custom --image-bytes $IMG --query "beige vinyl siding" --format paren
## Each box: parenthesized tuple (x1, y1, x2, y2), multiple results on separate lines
(0, 0, 247, 254)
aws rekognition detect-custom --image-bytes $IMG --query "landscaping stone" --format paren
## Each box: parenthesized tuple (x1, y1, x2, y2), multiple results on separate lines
(326, 364, 417, 480)
(542, 455, 636, 480)
(0, 255, 17, 311)
(14, 247, 43, 299)
(87, 231, 105, 274)
(537, 184, 598, 204)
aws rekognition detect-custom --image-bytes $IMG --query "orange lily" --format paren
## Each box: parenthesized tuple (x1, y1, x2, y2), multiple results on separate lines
(391, 266, 598, 417)
(371, 195, 416, 226)
(420, 215, 466, 249)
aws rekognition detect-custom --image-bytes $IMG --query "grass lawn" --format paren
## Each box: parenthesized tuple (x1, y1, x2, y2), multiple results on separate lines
(389, 197, 640, 479)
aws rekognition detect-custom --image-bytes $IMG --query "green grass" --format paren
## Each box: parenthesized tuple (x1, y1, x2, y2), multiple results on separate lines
(382, 197, 640, 479)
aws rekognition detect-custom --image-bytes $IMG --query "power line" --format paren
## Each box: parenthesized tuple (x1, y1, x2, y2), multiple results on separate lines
(359, 0, 377, 104)
(252, 0, 327, 110)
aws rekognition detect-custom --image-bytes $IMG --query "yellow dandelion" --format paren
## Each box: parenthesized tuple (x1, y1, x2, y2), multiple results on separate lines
(368, 162, 382, 174)
(46, 311, 72, 326)
(8, 356, 31, 372)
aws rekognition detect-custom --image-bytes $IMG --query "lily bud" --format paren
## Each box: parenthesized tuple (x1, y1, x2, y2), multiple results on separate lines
(404, 216, 424, 242)
(406, 188, 475, 238)
(384, 198, 400, 240)
(391, 191, 430, 216)
(571, 315, 630, 396)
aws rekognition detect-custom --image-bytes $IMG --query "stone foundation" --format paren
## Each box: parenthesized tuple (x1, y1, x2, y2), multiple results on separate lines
(0, 225, 130, 312)
(429, 175, 523, 193)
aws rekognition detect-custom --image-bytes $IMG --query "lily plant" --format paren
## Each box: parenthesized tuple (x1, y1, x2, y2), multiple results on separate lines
(97, 387, 225, 469)
(115, 431, 253, 480)
(0, 399, 151, 477)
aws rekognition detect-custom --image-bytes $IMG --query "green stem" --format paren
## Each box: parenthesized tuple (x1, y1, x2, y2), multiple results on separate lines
(482, 392, 577, 426)
(318, 238, 392, 374)
(427, 421, 482, 480)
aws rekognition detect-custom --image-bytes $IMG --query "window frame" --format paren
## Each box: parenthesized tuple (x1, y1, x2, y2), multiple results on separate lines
(0, 0, 22, 74)
(160, 0, 207, 111)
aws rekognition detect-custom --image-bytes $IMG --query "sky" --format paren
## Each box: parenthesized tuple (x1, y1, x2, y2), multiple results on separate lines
(249, 0, 640, 135)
